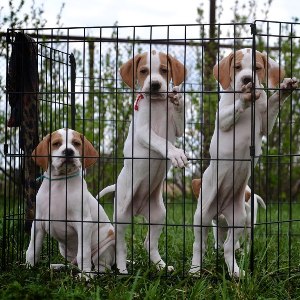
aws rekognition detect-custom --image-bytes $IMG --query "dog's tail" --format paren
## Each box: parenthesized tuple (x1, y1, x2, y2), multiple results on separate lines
(96, 184, 116, 199)
(255, 194, 266, 210)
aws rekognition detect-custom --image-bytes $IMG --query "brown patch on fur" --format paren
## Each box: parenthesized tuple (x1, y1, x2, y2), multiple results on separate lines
(165, 53, 186, 86)
(119, 52, 148, 89)
(191, 178, 202, 199)
(229, 50, 246, 86)
(32, 132, 52, 171)
(107, 229, 115, 239)
(78, 132, 99, 169)
(245, 190, 251, 203)
(255, 52, 267, 83)
(267, 56, 285, 88)
(213, 51, 234, 90)
(136, 53, 149, 88)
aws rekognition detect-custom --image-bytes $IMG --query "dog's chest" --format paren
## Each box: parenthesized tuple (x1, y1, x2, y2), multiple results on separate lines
(36, 178, 90, 220)
(140, 101, 175, 137)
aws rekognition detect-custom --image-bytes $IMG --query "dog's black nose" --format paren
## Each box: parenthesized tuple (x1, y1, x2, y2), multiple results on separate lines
(151, 81, 161, 92)
(63, 148, 74, 157)
(242, 76, 252, 85)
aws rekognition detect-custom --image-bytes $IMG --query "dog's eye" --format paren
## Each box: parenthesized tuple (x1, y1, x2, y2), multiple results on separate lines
(52, 141, 61, 147)
(72, 141, 81, 147)
(256, 66, 262, 71)
(235, 65, 241, 70)
(140, 68, 148, 74)
(160, 68, 168, 74)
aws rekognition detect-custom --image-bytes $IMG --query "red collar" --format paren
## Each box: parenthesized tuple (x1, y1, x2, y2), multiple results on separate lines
(134, 94, 144, 111)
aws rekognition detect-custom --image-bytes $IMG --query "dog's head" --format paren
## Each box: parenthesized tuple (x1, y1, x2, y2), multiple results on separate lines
(213, 48, 285, 90)
(32, 128, 99, 174)
(119, 50, 186, 99)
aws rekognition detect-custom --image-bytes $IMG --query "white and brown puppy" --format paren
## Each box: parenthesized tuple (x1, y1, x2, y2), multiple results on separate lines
(26, 128, 115, 277)
(190, 49, 298, 278)
(191, 179, 266, 251)
(98, 50, 188, 273)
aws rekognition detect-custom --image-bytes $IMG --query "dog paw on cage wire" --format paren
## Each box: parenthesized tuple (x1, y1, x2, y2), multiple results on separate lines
(278, 77, 298, 99)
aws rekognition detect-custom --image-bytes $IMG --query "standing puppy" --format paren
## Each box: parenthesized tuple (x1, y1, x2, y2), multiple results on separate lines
(99, 50, 188, 273)
(190, 49, 298, 277)
(26, 128, 115, 277)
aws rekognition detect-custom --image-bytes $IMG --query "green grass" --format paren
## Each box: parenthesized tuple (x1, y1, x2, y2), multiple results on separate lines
(1, 196, 300, 299)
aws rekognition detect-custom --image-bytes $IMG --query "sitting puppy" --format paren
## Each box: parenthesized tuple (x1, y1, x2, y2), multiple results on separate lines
(191, 178, 266, 251)
(26, 128, 115, 277)
(190, 48, 298, 278)
(98, 50, 188, 273)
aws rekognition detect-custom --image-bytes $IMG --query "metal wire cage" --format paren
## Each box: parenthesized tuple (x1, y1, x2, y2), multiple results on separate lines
(2, 20, 300, 277)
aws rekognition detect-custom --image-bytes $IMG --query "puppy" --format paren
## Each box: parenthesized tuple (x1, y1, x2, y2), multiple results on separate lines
(26, 128, 115, 277)
(191, 179, 266, 251)
(98, 50, 188, 273)
(190, 49, 298, 277)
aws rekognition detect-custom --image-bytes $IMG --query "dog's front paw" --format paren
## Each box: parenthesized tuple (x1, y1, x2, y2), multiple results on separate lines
(168, 86, 183, 109)
(168, 148, 188, 168)
(279, 77, 298, 99)
(240, 82, 261, 103)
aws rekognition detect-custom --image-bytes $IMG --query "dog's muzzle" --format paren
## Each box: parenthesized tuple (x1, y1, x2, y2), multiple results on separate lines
(241, 76, 252, 85)
(63, 148, 75, 157)
(149, 80, 164, 97)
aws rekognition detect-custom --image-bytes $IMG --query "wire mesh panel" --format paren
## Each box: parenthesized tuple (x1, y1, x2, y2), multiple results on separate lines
(2, 21, 300, 277)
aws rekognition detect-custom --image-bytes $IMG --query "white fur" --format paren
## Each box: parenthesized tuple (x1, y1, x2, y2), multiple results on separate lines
(26, 129, 115, 278)
(190, 49, 298, 278)
(98, 51, 188, 273)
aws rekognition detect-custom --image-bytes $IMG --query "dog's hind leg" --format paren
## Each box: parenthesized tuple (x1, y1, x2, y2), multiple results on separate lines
(189, 199, 217, 275)
(141, 186, 172, 271)
(222, 198, 247, 278)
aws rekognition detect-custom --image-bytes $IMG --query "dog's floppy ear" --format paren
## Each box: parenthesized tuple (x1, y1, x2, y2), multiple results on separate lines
(213, 52, 234, 90)
(80, 134, 99, 169)
(32, 134, 51, 171)
(262, 52, 285, 88)
(167, 54, 186, 86)
(191, 178, 202, 199)
(119, 54, 143, 89)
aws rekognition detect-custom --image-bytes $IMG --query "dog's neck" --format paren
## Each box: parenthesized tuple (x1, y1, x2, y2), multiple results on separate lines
(134, 92, 169, 110)
(43, 165, 81, 179)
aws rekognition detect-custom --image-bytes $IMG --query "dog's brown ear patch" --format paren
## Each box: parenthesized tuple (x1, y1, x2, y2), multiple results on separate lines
(32, 134, 51, 171)
(191, 178, 202, 199)
(262, 52, 285, 88)
(119, 54, 144, 89)
(80, 134, 99, 169)
(213, 52, 234, 90)
(167, 54, 186, 86)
